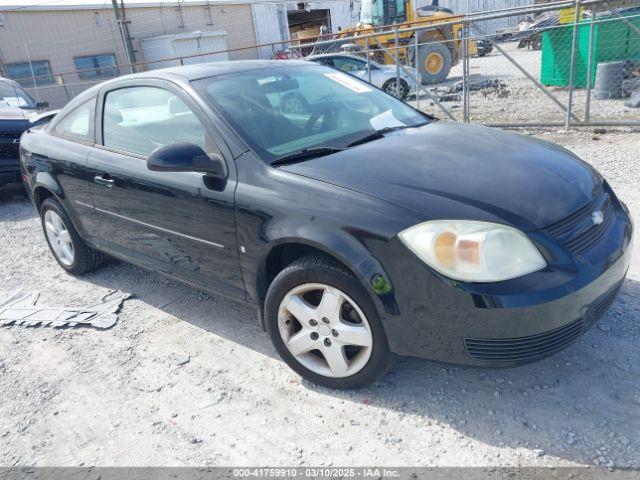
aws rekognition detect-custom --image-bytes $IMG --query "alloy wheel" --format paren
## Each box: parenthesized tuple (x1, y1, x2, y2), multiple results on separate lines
(44, 209, 75, 266)
(277, 283, 373, 378)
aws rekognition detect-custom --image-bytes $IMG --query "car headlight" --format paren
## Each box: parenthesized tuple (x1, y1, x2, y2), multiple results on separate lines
(398, 220, 546, 282)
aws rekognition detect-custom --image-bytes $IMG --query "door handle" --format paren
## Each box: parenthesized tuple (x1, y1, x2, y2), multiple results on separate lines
(94, 175, 114, 189)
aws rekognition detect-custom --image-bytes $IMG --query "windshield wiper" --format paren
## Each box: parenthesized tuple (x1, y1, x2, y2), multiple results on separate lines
(347, 124, 422, 148)
(271, 147, 344, 166)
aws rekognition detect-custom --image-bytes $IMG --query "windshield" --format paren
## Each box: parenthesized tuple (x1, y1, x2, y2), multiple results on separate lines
(360, 0, 405, 26)
(193, 65, 427, 162)
(0, 81, 36, 109)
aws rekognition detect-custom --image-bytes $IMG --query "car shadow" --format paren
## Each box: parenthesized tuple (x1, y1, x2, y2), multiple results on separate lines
(84, 255, 640, 467)
(85, 259, 277, 359)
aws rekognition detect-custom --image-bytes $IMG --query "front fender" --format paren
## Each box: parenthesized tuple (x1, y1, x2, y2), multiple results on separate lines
(260, 224, 400, 317)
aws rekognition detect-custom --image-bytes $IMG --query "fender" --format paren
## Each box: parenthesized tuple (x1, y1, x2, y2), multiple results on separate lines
(32, 171, 64, 205)
(30, 172, 88, 239)
(258, 222, 400, 318)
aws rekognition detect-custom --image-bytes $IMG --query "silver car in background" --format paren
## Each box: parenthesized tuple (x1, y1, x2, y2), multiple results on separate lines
(307, 54, 418, 100)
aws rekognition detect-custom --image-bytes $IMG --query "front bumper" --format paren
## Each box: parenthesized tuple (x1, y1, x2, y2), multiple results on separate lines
(0, 146, 22, 188)
(0, 168, 22, 188)
(374, 202, 633, 367)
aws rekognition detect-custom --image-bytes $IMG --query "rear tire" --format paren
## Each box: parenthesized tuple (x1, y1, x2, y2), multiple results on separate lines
(382, 78, 409, 100)
(40, 197, 104, 275)
(416, 42, 452, 85)
(265, 254, 391, 389)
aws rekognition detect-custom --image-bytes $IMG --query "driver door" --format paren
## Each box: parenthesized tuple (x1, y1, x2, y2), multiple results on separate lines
(84, 81, 244, 299)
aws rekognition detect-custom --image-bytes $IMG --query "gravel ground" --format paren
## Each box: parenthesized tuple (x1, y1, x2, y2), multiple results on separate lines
(0, 129, 639, 468)
(411, 43, 640, 125)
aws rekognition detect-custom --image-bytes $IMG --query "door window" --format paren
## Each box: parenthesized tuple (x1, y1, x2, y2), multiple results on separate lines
(53, 99, 95, 142)
(102, 86, 218, 157)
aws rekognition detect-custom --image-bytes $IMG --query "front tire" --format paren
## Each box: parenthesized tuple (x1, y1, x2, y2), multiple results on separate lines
(265, 254, 391, 389)
(40, 197, 104, 275)
(416, 42, 452, 85)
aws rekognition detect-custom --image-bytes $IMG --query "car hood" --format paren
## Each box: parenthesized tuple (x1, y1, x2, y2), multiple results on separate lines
(280, 121, 601, 231)
(0, 107, 35, 131)
(0, 107, 36, 119)
(0, 108, 56, 133)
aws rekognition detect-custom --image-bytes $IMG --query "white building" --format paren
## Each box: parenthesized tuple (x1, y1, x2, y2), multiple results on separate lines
(0, 0, 359, 106)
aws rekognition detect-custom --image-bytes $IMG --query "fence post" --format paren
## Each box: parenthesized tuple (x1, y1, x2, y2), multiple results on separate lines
(394, 25, 400, 98)
(414, 33, 420, 109)
(565, 0, 582, 129)
(59, 74, 71, 105)
(24, 44, 40, 102)
(462, 21, 470, 123)
(584, 9, 596, 123)
(366, 42, 372, 84)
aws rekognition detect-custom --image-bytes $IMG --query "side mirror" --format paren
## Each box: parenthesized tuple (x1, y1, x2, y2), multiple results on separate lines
(147, 142, 227, 178)
(36, 101, 49, 110)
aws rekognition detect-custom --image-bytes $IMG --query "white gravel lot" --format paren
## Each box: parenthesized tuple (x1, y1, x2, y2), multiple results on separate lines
(0, 129, 639, 468)
(413, 44, 640, 125)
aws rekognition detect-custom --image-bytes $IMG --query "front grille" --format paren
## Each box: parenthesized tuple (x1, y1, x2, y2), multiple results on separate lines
(464, 318, 584, 362)
(0, 145, 19, 160)
(544, 192, 615, 255)
(592, 282, 622, 322)
(0, 132, 21, 161)
(0, 131, 22, 141)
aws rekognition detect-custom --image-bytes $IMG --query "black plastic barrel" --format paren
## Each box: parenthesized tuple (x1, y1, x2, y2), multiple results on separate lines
(593, 62, 625, 100)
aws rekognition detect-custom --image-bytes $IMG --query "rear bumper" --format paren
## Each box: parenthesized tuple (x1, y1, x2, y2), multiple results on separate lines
(374, 206, 633, 366)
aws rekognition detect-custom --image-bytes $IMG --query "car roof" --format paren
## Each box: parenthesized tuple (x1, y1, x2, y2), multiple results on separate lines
(308, 53, 368, 61)
(50, 59, 321, 120)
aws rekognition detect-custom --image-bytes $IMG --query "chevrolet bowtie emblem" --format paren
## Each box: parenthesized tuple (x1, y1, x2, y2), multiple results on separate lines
(592, 210, 604, 225)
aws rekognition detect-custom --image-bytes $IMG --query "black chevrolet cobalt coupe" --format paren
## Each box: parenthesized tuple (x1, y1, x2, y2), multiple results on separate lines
(21, 61, 633, 389)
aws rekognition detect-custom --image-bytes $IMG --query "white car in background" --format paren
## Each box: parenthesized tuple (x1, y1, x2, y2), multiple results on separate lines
(306, 54, 418, 100)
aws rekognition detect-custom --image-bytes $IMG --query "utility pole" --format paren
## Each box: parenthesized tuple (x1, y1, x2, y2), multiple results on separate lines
(111, 0, 136, 73)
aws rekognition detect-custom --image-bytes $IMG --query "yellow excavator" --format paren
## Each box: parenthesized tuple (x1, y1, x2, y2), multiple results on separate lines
(336, 0, 476, 84)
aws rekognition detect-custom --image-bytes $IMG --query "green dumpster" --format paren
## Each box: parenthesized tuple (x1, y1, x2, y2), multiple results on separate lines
(540, 9, 640, 88)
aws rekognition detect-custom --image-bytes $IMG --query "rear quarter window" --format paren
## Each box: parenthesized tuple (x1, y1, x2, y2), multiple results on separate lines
(52, 99, 96, 143)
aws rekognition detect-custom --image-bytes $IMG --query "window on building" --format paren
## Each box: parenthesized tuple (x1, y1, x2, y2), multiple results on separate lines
(6, 60, 55, 88)
(53, 99, 96, 142)
(74, 54, 118, 80)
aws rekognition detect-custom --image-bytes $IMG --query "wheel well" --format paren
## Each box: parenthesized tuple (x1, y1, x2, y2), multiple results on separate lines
(33, 186, 54, 212)
(260, 243, 356, 305)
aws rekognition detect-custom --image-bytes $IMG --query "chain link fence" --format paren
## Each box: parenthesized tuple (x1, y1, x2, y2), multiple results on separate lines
(0, 0, 638, 127)
(291, 0, 640, 127)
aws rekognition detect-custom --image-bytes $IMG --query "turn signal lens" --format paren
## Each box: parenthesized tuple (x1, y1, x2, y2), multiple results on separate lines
(398, 220, 546, 282)
(434, 231, 457, 267)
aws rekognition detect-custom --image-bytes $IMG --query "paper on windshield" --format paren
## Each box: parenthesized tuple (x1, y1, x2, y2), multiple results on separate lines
(369, 109, 405, 130)
(324, 72, 372, 93)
